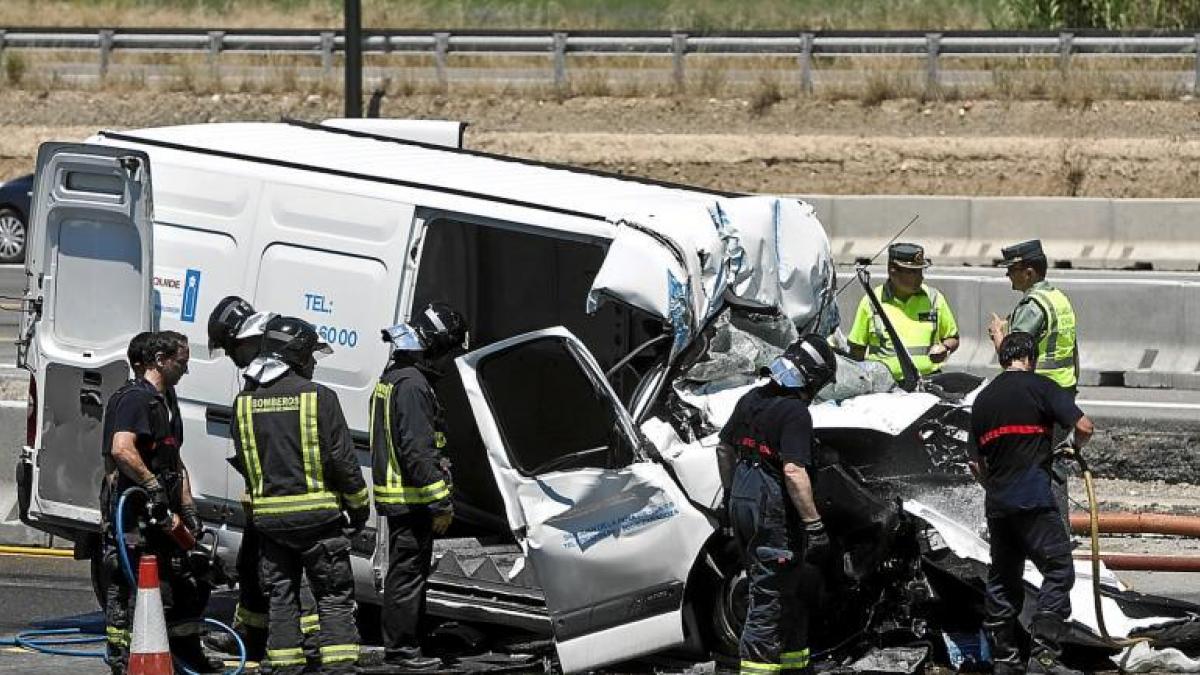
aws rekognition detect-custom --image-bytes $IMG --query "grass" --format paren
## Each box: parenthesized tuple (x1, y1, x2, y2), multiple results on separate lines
(0, 0, 1096, 31)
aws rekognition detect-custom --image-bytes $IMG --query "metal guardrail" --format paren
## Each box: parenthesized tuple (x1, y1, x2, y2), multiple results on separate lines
(2, 28, 1200, 89)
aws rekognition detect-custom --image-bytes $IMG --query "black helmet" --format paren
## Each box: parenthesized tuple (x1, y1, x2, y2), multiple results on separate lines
(260, 315, 332, 372)
(763, 334, 837, 397)
(208, 296, 256, 351)
(381, 302, 469, 358)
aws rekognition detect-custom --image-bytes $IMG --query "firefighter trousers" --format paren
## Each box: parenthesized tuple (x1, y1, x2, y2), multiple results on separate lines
(235, 513, 321, 664)
(382, 511, 435, 661)
(260, 523, 360, 674)
(985, 507, 1075, 628)
(102, 530, 211, 674)
(728, 462, 810, 674)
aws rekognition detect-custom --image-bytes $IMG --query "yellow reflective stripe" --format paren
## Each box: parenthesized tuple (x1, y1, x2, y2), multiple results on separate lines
(237, 396, 264, 498)
(267, 647, 307, 666)
(300, 391, 323, 492)
(374, 480, 450, 505)
(234, 603, 268, 629)
(343, 485, 369, 509)
(300, 613, 320, 634)
(781, 649, 810, 670)
(741, 661, 783, 674)
(320, 643, 360, 663)
(106, 626, 130, 646)
(380, 383, 403, 489)
(253, 491, 340, 515)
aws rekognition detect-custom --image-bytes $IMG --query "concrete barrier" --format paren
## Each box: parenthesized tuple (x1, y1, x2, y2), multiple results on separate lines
(834, 267, 1200, 390)
(804, 195, 1200, 271)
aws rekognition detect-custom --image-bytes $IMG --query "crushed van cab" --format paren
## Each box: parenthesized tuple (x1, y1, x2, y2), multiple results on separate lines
(16, 121, 1200, 673)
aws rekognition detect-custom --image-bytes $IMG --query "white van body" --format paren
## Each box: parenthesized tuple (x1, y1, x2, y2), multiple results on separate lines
(17, 121, 839, 672)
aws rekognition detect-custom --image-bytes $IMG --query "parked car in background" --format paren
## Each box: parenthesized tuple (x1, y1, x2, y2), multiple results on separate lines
(0, 173, 31, 263)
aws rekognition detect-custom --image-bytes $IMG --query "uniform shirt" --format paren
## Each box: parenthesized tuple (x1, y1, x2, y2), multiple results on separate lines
(1009, 280, 1052, 336)
(719, 384, 813, 470)
(970, 370, 1083, 517)
(100, 378, 182, 500)
(847, 282, 959, 380)
(370, 363, 453, 517)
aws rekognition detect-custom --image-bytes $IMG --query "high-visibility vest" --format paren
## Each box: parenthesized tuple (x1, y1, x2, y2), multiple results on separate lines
(370, 379, 451, 510)
(234, 391, 367, 526)
(1014, 286, 1079, 389)
(866, 284, 945, 380)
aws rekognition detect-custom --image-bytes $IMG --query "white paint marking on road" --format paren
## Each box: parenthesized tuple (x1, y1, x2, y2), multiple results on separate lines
(1077, 399, 1200, 411)
(0, 401, 26, 408)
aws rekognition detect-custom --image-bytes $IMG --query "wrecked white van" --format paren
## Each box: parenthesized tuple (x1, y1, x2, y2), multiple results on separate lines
(16, 121, 1200, 673)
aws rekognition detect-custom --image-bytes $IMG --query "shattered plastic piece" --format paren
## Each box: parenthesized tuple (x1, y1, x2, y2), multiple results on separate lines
(941, 629, 992, 670)
(1113, 641, 1200, 673)
(848, 646, 929, 674)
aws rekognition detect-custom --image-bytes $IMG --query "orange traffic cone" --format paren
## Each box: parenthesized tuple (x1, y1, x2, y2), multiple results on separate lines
(128, 554, 173, 675)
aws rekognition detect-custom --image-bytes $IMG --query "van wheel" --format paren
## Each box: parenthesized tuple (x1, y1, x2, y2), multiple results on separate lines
(708, 566, 748, 658)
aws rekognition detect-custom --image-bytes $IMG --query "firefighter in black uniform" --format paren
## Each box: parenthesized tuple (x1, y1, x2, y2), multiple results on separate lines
(101, 331, 223, 674)
(372, 303, 469, 670)
(970, 332, 1095, 675)
(205, 296, 323, 666)
(230, 316, 370, 675)
(717, 334, 838, 675)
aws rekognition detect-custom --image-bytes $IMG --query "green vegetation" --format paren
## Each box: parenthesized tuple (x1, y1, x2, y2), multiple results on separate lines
(5, 0, 1200, 30)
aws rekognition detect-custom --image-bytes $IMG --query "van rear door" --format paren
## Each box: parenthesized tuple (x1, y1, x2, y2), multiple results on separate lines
(456, 327, 714, 674)
(21, 143, 154, 530)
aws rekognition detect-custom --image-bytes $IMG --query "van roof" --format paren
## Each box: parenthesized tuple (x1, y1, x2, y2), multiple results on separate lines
(99, 121, 738, 223)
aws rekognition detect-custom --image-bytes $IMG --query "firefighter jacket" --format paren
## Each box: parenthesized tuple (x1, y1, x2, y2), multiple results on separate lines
(231, 371, 369, 534)
(369, 364, 452, 517)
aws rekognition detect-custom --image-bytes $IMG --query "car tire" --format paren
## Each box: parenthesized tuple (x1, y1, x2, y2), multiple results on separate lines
(0, 207, 26, 264)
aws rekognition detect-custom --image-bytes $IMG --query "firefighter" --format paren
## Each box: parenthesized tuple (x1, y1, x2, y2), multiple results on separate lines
(969, 332, 1094, 675)
(230, 316, 370, 675)
(101, 331, 223, 674)
(716, 334, 838, 675)
(372, 303, 469, 670)
(205, 296, 323, 666)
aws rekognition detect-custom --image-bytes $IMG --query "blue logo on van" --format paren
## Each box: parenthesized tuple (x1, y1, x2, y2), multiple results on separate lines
(180, 269, 202, 323)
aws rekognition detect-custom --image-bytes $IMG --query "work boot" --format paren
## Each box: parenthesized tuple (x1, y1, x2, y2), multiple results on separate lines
(1027, 612, 1082, 675)
(384, 654, 443, 672)
(205, 625, 267, 662)
(986, 619, 1025, 675)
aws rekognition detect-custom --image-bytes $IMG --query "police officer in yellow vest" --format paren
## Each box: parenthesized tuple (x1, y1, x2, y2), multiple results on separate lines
(847, 243, 960, 382)
(987, 239, 1080, 533)
(988, 239, 1079, 393)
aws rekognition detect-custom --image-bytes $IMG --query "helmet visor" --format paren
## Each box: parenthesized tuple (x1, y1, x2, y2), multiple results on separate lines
(235, 312, 276, 340)
(381, 323, 425, 352)
(765, 355, 808, 390)
(313, 340, 333, 360)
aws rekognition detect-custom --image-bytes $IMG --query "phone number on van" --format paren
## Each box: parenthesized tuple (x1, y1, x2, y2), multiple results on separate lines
(317, 325, 359, 348)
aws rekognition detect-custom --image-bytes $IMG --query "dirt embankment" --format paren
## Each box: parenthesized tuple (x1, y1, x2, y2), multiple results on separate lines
(3, 90, 1200, 197)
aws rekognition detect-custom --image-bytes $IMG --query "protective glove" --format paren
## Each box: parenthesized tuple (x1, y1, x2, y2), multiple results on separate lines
(431, 505, 454, 536)
(180, 504, 203, 537)
(804, 518, 832, 566)
(141, 477, 170, 522)
(343, 507, 369, 538)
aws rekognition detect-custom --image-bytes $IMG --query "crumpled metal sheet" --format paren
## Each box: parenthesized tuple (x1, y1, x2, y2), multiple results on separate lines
(587, 196, 835, 359)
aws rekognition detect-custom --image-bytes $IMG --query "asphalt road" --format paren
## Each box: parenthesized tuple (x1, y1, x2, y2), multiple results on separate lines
(0, 552, 1196, 674)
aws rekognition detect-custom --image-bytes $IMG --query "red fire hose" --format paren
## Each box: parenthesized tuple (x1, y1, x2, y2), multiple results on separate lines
(1069, 512, 1200, 538)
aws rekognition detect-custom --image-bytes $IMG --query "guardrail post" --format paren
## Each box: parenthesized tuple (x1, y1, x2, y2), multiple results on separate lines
(207, 30, 224, 79)
(553, 31, 568, 89)
(434, 31, 450, 88)
(320, 31, 335, 76)
(925, 32, 941, 94)
(672, 32, 687, 91)
(1058, 31, 1074, 74)
(0, 30, 6, 60)
(99, 29, 114, 79)
(1194, 34, 1200, 95)
(798, 32, 814, 94)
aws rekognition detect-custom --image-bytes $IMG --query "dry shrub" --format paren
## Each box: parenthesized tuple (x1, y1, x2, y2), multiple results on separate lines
(749, 75, 784, 115)
(4, 52, 27, 86)
(693, 64, 728, 98)
(860, 70, 918, 107)
(570, 70, 613, 98)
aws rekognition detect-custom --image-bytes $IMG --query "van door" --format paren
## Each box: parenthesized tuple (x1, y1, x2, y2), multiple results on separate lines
(23, 143, 154, 528)
(456, 327, 714, 674)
